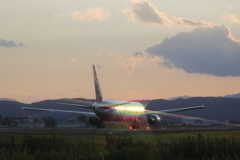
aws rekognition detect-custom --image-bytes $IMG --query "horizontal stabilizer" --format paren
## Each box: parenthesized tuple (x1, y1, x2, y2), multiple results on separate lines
(22, 107, 96, 116)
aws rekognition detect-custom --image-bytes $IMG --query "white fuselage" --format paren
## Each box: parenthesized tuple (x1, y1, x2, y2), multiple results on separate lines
(92, 100, 146, 122)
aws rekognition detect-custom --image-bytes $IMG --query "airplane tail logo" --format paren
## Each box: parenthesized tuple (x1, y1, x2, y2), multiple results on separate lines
(93, 64, 103, 103)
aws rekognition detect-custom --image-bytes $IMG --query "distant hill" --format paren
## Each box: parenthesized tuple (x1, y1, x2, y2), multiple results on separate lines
(0, 97, 240, 123)
(167, 95, 191, 101)
(147, 97, 240, 122)
(224, 93, 240, 99)
(0, 98, 95, 124)
(167, 93, 240, 100)
(0, 98, 18, 102)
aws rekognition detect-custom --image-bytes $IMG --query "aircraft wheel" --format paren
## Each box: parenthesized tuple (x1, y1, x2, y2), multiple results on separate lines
(97, 124, 105, 129)
(97, 120, 105, 129)
(97, 124, 101, 129)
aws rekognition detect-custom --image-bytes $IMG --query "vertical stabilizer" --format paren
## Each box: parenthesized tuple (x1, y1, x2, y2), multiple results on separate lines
(93, 64, 103, 103)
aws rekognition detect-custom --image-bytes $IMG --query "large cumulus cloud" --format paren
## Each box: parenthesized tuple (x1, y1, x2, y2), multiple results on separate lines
(123, 0, 213, 27)
(146, 25, 240, 77)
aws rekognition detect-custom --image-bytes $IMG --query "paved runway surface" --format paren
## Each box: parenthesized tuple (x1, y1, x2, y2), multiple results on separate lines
(0, 127, 235, 136)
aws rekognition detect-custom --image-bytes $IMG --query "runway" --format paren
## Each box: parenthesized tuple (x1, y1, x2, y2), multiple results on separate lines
(0, 127, 234, 136)
(0, 128, 153, 136)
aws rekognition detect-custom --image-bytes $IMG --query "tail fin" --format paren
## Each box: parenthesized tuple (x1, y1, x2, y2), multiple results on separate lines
(93, 64, 103, 103)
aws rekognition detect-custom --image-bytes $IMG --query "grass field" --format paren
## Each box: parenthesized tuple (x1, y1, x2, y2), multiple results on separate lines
(0, 130, 240, 144)
(0, 130, 240, 159)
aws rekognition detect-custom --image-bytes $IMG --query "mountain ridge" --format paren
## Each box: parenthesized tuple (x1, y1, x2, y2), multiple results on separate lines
(0, 97, 240, 123)
(2, 92, 240, 104)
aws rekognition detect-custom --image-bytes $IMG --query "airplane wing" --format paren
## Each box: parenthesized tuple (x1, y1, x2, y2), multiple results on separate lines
(145, 105, 204, 115)
(57, 102, 93, 109)
(22, 107, 96, 116)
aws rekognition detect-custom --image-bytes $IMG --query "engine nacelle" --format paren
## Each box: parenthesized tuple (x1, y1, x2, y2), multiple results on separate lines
(89, 117, 99, 125)
(147, 115, 161, 125)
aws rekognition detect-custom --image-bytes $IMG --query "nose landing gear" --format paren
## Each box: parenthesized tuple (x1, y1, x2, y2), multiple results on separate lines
(130, 118, 141, 129)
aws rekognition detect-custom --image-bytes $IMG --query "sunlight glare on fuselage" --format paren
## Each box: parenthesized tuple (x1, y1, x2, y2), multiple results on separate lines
(115, 106, 145, 112)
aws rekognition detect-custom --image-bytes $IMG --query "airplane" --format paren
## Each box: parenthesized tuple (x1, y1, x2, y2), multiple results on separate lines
(22, 64, 204, 129)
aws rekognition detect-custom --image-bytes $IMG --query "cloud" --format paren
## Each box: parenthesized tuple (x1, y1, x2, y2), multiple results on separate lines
(115, 52, 159, 75)
(123, 0, 171, 26)
(115, 53, 146, 75)
(123, 0, 213, 27)
(169, 17, 213, 27)
(70, 7, 109, 21)
(69, 58, 79, 63)
(0, 39, 26, 47)
(221, 14, 240, 24)
(146, 25, 240, 77)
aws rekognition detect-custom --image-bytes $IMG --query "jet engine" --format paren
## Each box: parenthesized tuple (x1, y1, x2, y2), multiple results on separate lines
(147, 115, 161, 125)
(89, 117, 99, 125)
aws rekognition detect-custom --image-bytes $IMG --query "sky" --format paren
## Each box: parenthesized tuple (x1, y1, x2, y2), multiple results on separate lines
(1, 0, 240, 104)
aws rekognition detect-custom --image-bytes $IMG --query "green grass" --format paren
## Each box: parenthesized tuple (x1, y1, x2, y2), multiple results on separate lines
(0, 130, 240, 160)
(154, 130, 240, 142)
(1, 130, 240, 144)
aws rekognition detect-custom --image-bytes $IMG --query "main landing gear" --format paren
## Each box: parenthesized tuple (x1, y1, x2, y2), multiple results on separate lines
(97, 119, 105, 129)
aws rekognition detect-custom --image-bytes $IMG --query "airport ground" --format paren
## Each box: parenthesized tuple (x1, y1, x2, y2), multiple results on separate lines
(1, 126, 240, 144)
(0, 125, 240, 141)
(0, 125, 240, 137)
(0, 126, 240, 160)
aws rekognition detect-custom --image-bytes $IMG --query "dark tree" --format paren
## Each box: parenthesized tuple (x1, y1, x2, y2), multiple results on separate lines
(77, 115, 88, 122)
(2, 117, 11, 127)
(33, 118, 39, 123)
(42, 117, 56, 128)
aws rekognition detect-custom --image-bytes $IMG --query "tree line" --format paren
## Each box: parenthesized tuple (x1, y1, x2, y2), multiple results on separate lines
(0, 116, 56, 128)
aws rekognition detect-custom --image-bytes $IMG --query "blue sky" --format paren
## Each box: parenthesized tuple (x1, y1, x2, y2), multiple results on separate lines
(1, 0, 240, 103)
